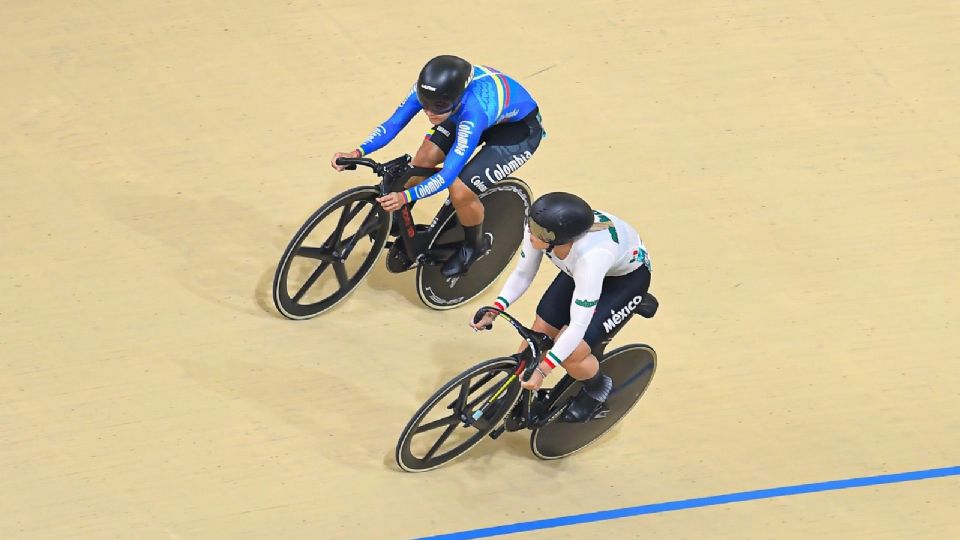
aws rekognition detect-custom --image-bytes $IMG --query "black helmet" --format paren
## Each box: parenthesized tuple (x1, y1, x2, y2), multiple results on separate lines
(416, 55, 473, 114)
(527, 192, 595, 246)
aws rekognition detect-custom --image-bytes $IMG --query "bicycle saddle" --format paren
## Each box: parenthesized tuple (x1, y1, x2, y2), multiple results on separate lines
(637, 293, 659, 319)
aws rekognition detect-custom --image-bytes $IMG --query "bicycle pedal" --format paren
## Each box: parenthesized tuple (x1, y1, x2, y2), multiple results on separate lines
(498, 399, 524, 432)
(488, 425, 506, 440)
(530, 399, 550, 420)
(503, 415, 525, 432)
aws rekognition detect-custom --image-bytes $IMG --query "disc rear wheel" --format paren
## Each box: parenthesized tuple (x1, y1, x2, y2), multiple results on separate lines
(416, 178, 532, 310)
(530, 344, 657, 460)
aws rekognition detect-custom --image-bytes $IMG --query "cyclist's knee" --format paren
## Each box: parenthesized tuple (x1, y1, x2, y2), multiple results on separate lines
(448, 179, 480, 206)
(532, 316, 561, 339)
(561, 341, 593, 369)
(412, 139, 444, 167)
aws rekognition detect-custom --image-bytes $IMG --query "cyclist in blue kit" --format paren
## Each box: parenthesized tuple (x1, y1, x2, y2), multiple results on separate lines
(331, 55, 545, 278)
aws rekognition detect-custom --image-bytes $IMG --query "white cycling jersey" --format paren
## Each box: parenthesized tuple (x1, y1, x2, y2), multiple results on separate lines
(493, 210, 651, 366)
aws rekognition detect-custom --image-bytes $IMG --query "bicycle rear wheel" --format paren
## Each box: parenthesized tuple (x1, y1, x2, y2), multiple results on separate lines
(396, 357, 521, 472)
(416, 178, 532, 310)
(530, 344, 657, 460)
(273, 186, 390, 319)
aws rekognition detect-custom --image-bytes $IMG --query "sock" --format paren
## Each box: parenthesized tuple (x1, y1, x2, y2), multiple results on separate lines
(462, 224, 484, 249)
(582, 369, 613, 402)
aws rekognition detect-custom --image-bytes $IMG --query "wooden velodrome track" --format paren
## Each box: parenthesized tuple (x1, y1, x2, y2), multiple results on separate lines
(2, 1, 958, 538)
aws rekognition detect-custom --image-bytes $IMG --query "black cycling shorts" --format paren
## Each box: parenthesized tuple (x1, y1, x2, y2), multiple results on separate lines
(426, 108, 544, 195)
(536, 265, 652, 348)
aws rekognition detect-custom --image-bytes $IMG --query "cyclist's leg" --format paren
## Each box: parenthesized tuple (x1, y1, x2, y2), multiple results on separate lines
(408, 119, 455, 185)
(530, 271, 603, 418)
(534, 269, 574, 331)
(455, 116, 544, 222)
(447, 179, 484, 225)
(440, 114, 545, 277)
(510, 316, 562, 358)
(455, 115, 544, 199)
(438, 175, 486, 277)
(551, 267, 651, 421)
(531, 316, 561, 342)
(383, 120, 456, 270)
(549, 266, 651, 362)
(411, 122, 450, 167)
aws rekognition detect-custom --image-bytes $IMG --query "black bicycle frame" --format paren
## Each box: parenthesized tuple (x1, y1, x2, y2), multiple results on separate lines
(335, 154, 452, 265)
(469, 300, 655, 432)
(467, 307, 556, 429)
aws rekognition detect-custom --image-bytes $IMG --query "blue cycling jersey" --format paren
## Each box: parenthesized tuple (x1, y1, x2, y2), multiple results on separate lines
(356, 65, 538, 202)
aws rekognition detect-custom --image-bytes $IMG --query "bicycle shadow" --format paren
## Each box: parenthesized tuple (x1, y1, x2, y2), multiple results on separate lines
(379, 429, 531, 474)
(168, 350, 419, 473)
(97, 176, 412, 319)
(263, 238, 426, 319)
(379, 415, 627, 473)
(357, 264, 423, 308)
(380, 411, 630, 474)
(98, 183, 293, 318)
(253, 265, 279, 316)
(256, 257, 420, 319)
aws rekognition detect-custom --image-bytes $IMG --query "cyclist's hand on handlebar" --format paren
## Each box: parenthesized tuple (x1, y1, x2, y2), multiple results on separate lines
(377, 192, 406, 212)
(331, 149, 361, 171)
(521, 360, 551, 391)
(469, 310, 498, 332)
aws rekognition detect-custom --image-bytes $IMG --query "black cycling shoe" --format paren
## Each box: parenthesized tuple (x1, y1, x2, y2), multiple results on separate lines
(440, 233, 492, 278)
(560, 393, 603, 423)
(560, 375, 613, 423)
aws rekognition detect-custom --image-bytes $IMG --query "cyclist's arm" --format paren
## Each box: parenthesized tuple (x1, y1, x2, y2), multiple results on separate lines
(491, 226, 542, 311)
(542, 251, 615, 369)
(357, 85, 422, 156)
(402, 112, 486, 202)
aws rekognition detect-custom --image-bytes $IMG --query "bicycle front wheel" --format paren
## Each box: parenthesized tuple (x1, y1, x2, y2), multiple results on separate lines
(273, 186, 390, 319)
(396, 357, 521, 472)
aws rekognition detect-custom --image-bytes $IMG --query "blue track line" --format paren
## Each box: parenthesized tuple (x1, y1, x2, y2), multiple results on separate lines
(417, 465, 960, 539)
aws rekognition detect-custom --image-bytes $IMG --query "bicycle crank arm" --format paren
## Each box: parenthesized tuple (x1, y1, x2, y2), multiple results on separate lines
(532, 403, 568, 428)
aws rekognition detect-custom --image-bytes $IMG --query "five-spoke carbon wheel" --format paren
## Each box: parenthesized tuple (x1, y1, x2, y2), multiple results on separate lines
(396, 357, 521, 472)
(273, 186, 391, 319)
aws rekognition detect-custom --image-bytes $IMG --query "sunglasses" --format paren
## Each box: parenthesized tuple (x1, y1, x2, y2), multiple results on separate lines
(419, 99, 454, 115)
